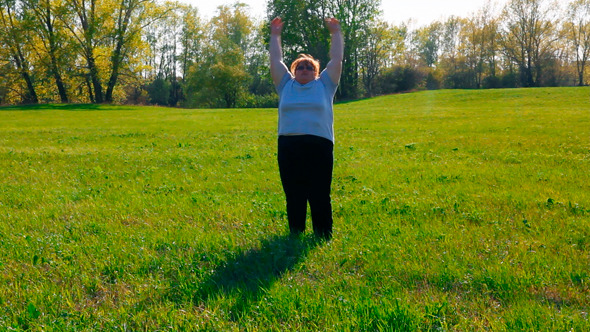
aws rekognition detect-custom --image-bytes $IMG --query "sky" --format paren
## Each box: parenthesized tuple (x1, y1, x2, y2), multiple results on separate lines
(179, 0, 508, 26)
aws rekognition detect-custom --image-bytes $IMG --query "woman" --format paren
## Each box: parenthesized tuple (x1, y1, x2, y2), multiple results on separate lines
(269, 17, 344, 239)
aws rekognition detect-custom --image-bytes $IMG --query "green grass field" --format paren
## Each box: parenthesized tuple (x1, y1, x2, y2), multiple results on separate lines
(1, 87, 589, 330)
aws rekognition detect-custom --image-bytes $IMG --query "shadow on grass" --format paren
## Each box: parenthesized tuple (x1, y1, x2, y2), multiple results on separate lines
(0, 103, 150, 112)
(193, 234, 322, 320)
(0, 104, 103, 111)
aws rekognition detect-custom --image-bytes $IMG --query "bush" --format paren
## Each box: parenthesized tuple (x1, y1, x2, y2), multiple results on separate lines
(374, 65, 422, 95)
(238, 93, 278, 108)
(500, 72, 519, 88)
(147, 78, 171, 106)
(482, 75, 502, 89)
(444, 71, 476, 89)
(426, 71, 441, 90)
(124, 86, 149, 105)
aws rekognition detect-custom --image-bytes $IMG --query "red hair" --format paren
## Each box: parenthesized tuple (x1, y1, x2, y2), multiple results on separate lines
(290, 54, 320, 78)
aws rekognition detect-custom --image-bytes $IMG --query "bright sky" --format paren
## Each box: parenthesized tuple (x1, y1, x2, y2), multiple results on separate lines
(179, 0, 508, 26)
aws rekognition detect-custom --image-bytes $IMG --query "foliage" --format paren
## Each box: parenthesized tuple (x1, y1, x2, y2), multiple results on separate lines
(180, 3, 278, 109)
(412, 22, 442, 68)
(0, 87, 589, 330)
(0, 0, 588, 106)
(0, 0, 161, 105)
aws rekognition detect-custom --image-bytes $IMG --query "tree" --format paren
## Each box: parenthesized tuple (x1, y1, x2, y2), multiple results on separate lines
(359, 21, 399, 96)
(439, 17, 476, 89)
(564, 0, 590, 86)
(500, 0, 559, 87)
(469, 1, 501, 87)
(246, 21, 275, 98)
(105, 0, 155, 103)
(412, 22, 442, 68)
(460, 17, 484, 88)
(333, 0, 381, 99)
(60, 0, 160, 103)
(266, 0, 331, 76)
(459, 2, 502, 89)
(0, 51, 13, 104)
(143, 3, 179, 78)
(142, 3, 200, 106)
(178, 4, 203, 82)
(62, 0, 106, 102)
(184, 3, 252, 108)
(23, 0, 70, 103)
(0, 0, 38, 103)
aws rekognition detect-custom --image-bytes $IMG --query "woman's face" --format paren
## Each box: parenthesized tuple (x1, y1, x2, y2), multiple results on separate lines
(294, 61, 316, 84)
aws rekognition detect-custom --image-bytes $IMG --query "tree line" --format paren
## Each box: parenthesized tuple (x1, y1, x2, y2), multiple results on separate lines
(1, 0, 588, 107)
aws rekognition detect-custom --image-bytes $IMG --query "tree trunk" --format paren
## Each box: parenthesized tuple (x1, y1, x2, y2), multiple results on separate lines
(105, 50, 121, 103)
(44, 4, 69, 103)
(87, 51, 104, 103)
(105, 1, 136, 103)
(50, 56, 69, 103)
(85, 74, 95, 103)
(578, 61, 586, 86)
(105, 27, 125, 103)
(13, 52, 38, 104)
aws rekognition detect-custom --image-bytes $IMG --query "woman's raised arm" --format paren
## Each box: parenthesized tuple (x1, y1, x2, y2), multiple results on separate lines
(324, 18, 344, 85)
(270, 17, 289, 86)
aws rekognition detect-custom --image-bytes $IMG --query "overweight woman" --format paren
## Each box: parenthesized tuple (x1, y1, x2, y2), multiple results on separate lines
(269, 17, 344, 239)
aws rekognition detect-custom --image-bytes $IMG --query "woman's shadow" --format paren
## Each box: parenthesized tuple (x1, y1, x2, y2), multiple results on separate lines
(192, 234, 323, 319)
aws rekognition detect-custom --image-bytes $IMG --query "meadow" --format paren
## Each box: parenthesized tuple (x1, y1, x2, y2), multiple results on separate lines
(0, 87, 589, 331)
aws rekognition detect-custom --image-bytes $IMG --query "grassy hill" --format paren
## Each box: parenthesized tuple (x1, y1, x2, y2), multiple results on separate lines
(1, 87, 589, 330)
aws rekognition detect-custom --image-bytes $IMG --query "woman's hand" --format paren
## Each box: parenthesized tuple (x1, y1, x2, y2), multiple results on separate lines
(325, 18, 341, 34)
(271, 17, 284, 36)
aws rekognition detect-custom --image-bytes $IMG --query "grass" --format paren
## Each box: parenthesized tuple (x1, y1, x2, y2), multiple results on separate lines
(0, 87, 589, 330)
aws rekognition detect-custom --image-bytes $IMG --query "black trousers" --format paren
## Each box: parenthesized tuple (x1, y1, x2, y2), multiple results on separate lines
(278, 135, 334, 238)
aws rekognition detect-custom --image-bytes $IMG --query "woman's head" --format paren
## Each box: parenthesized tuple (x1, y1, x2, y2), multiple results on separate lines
(290, 54, 320, 84)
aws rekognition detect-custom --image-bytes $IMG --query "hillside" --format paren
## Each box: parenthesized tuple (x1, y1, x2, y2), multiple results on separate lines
(0, 87, 589, 330)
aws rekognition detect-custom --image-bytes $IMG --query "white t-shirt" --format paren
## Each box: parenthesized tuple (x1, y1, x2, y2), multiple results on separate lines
(276, 70, 339, 142)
